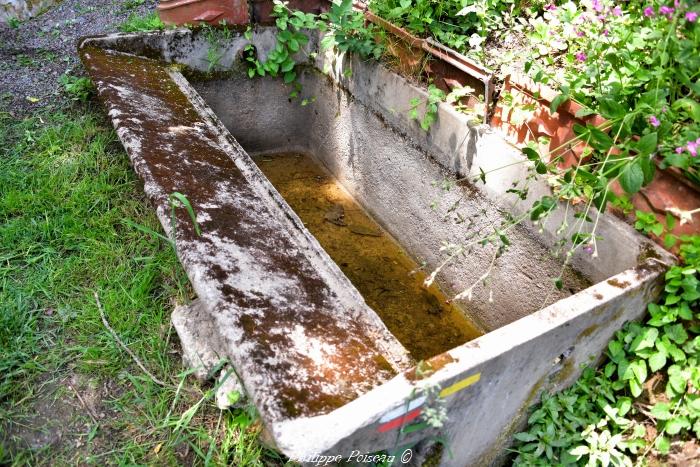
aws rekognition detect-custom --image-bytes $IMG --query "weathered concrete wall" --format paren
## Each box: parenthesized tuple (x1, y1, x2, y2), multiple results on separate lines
(195, 71, 589, 331)
(80, 28, 675, 467)
(0, 0, 55, 22)
(192, 63, 670, 332)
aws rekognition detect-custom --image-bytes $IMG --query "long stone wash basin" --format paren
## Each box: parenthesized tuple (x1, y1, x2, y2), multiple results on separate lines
(79, 27, 674, 466)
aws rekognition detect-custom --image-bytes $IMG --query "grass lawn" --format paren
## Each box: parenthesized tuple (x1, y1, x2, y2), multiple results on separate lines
(0, 108, 282, 465)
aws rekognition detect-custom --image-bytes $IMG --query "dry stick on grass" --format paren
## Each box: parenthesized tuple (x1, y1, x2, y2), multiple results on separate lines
(67, 381, 100, 425)
(94, 292, 169, 387)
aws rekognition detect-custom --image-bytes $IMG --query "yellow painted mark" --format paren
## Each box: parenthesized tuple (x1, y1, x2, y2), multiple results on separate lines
(439, 373, 481, 398)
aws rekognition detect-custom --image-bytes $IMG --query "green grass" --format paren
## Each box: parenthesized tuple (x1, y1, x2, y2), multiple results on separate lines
(0, 110, 284, 465)
(119, 11, 166, 33)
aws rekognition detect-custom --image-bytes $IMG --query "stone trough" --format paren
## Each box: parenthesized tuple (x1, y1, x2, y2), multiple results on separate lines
(79, 28, 674, 466)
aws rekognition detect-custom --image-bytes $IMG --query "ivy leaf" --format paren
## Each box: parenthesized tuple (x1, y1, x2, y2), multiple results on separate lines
(619, 161, 644, 194)
(288, 38, 300, 52)
(630, 360, 648, 384)
(679, 302, 693, 320)
(635, 132, 658, 156)
(281, 58, 295, 72)
(514, 432, 538, 442)
(666, 417, 691, 435)
(629, 378, 643, 397)
(655, 436, 670, 455)
(523, 147, 548, 174)
(616, 397, 632, 417)
(599, 98, 626, 119)
(608, 340, 625, 361)
(649, 351, 667, 372)
(283, 70, 296, 84)
(617, 357, 632, 380)
(629, 327, 658, 353)
(638, 154, 655, 185)
(575, 107, 596, 118)
(550, 93, 568, 114)
(668, 373, 687, 395)
(651, 402, 672, 420)
(664, 324, 688, 345)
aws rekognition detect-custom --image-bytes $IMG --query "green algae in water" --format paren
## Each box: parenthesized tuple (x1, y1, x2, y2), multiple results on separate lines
(254, 152, 482, 361)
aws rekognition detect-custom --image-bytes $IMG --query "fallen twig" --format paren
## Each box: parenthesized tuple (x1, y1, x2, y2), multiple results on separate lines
(94, 292, 169, 387)
(67, 380, 100, 425)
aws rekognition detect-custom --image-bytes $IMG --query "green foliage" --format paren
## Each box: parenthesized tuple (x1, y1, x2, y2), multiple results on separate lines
(121, 0, 145, 10)
(202, 23, 235, 72)
(634, 210, 664, 237)
(526, 0, 700, 189)
(243, 2, 315, 92)
(513, 235, 700, 465)
(119, 11, 165, 32)
(369, 0, 544, 56)
(319, 0, 385, 59)
(409, 84, 445, 130)
(244, 0, 383, 97)
(59, 73, 94, 102)
(7, 17, 21, 28)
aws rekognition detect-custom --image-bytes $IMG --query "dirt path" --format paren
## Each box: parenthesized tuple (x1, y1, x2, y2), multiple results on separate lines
(0, 0, 156, 116)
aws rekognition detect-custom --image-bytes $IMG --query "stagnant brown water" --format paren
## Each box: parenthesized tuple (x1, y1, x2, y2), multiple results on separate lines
(254, 152, 482, 361)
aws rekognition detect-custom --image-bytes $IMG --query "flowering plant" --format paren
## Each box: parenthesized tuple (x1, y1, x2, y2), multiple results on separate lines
(526, 0, 700, 189)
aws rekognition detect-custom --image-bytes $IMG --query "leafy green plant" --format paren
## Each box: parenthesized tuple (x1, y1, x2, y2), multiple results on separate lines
(202, 23, 234, 72)
(7, 17, 21, 29)
(119, 11, 165, 32)
(121, 0, 145, 10)
(513, 234, 700, 464)
(244, 1, 316, 89)
(409, 83, 446, 130)
(59, 74, 94, 101)
(525, 0, 700, 191)
(369, 0, 545, 57)
(634, 210, 665, 237)
(319, 0, 384, 59)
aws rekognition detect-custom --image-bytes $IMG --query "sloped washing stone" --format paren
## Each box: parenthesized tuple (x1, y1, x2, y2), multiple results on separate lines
(79, 45, 413, 428)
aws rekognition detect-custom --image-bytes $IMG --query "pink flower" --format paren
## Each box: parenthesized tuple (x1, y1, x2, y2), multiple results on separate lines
(577, 29, 585, 37)
(576, 52, 587, 62)
(592, 0, 604, 12)
(688, 140, 698, 157)
(644, 6, 655, 16)
(583, 244, 594, 254)
(676, 147, 684, 154)
(612, 6, 622, 16)
(545, 4, 557, 10)
(660, 5, 675, 16)
(649, 115, 661, 127)
(603, 29, 610, 35)
(686, 11, 698, 22)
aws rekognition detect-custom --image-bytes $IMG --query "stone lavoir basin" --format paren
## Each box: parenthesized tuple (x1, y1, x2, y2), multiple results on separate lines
(79, 28, 673, 466)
